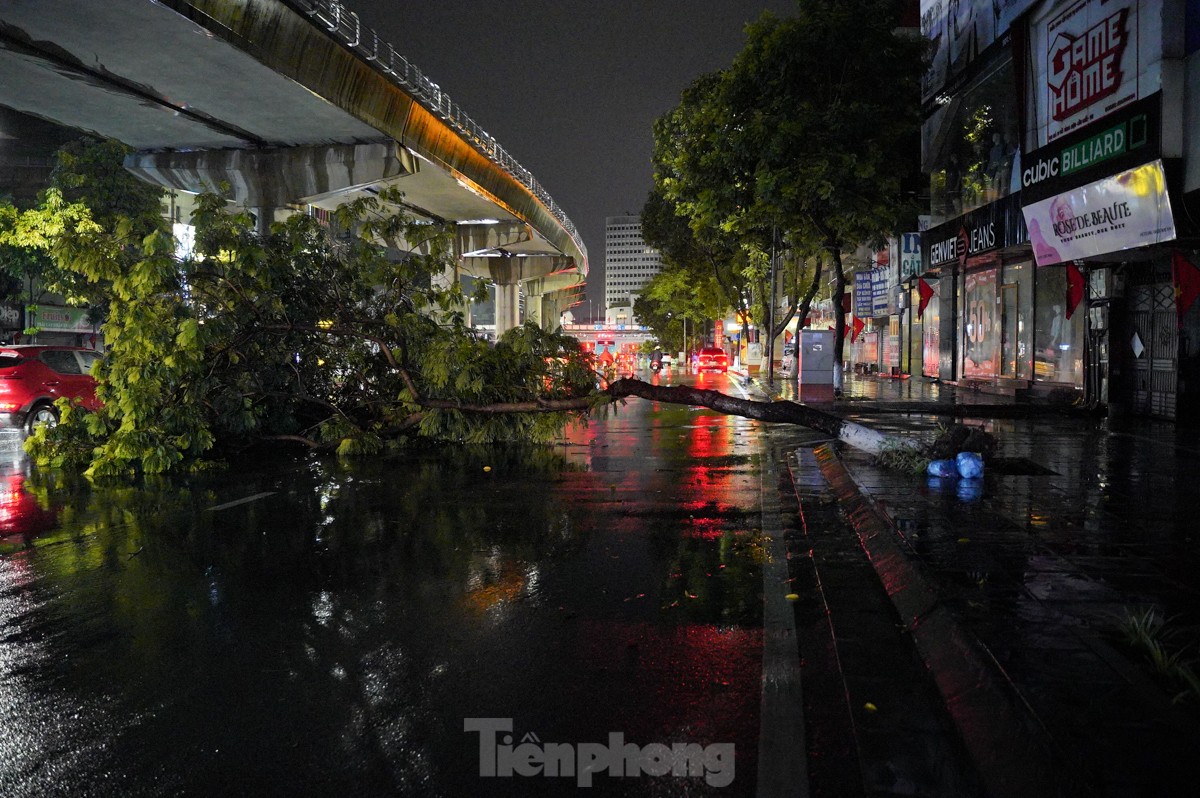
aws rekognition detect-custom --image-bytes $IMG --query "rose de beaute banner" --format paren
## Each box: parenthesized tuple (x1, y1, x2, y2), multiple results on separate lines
(1022, 159, 1176, 266)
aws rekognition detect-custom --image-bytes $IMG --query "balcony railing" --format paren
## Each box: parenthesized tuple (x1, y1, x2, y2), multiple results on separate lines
(292, 0, 585, 261)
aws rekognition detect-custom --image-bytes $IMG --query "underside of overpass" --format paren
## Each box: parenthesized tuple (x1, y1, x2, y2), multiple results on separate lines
(0, 0, 586, 335)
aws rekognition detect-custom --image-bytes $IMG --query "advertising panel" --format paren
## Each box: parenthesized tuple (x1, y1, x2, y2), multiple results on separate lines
(921, 0, 1038, 106)
(854, 271, 874, 318)
(31, 305, 96, 333)
(1030, 0, 1162, 146)
(962, 268, 999, 378)
(1022, 159, 1176, 266)
(1020, 93, 1161, 204)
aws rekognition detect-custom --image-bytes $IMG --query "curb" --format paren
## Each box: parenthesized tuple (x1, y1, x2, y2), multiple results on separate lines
(811, 442, 1063, 798)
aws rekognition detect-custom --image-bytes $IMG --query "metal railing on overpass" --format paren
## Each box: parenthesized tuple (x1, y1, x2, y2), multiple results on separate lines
(293, 0, 585, 261)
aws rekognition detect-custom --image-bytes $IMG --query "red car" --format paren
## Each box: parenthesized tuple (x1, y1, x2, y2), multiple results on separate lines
(695, 347, 729, 373)
(0, 345, 102, 433)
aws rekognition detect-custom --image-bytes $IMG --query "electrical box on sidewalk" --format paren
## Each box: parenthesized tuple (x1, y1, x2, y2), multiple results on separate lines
(797, 329, 835, 401)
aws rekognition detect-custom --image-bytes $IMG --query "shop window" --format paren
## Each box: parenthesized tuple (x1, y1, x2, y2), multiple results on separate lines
(1002, 260, 1033, 380)
(962, 268, 1000, 378)
(923, 53, 1019, 224)
(1034, 265, 1085, 386)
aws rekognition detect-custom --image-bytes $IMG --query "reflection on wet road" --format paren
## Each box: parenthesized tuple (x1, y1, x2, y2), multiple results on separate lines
(0, 373, 771, 796)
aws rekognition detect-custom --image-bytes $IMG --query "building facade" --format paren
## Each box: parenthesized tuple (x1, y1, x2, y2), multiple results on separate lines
(908, 0, 1199, 419)
(604, 215, 662, 324)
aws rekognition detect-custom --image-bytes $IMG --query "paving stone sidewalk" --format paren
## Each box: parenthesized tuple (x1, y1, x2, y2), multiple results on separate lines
(761, 373, 1200, 797)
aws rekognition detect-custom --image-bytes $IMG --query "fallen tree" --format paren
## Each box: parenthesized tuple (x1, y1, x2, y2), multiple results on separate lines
(4, 142, 919, 477)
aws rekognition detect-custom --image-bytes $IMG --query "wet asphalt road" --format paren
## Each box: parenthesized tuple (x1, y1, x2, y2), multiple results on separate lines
(0, 369, 807, 797)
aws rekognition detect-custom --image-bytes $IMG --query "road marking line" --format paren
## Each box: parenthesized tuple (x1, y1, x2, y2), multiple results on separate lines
(205, 491, 276, 512)
(757, 447, 809, 797)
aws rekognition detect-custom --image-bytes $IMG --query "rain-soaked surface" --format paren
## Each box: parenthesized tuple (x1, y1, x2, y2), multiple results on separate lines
(0, 372, 778, 797)
(810, 376, 1200, 797)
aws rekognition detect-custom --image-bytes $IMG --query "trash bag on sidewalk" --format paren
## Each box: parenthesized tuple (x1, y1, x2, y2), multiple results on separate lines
(956, 452, 985, 478)
(928, 459, 958, 478)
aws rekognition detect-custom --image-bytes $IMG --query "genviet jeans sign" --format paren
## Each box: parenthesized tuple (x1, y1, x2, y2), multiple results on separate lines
(1022, 159, 1176, 266)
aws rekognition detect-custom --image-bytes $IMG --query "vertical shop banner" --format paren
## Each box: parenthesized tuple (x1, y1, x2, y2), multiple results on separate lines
(963, 269, 1000, 378)
(1023, 159, 1176, 266)
(854, 272, 874, 319)
(871, 271, 891, 318)
(1030, 0, 1161, 146)
(900, 233, 923, 281)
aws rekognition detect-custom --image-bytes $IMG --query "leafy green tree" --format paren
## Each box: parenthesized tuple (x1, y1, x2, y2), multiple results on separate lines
(2, 141, 600, 476)
(651, 0, 926, 388)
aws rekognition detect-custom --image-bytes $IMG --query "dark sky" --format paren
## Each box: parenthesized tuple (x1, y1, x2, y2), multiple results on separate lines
(353, 0, 797, 308)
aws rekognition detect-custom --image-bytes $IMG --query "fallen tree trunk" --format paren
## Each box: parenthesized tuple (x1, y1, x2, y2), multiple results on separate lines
(603, 378, 920, 456)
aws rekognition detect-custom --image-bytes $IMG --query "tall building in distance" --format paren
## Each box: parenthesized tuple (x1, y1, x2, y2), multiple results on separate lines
(604, 215, 662, 324)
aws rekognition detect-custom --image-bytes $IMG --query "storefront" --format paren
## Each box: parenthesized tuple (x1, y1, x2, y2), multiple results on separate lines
(921, 193, 1034, 392)
(27, 304, 104, 349)
(1019, 86, 1181, 412)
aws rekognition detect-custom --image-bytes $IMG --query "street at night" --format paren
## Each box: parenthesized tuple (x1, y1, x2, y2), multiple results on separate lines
(6, 0, 1200, 795)
(1, 370, 803, 796)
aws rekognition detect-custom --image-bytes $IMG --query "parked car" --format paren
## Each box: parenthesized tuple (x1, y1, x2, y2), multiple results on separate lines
(695, 347, 729, 374)
(0, 345, 102, 433)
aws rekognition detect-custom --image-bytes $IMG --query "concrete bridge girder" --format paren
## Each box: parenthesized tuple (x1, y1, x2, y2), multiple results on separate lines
(124, 141, 418, 210)
(455, 222, 534, 258)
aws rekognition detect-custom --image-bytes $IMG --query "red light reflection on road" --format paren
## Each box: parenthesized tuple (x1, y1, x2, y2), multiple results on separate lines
(0, 472, 57, 544)
(576, 618, 762, 754)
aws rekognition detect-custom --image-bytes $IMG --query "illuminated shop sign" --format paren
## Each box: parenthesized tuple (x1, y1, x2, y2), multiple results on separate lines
(1020, 93, 1159, 204)
(923, 194, 1028, 270)
(1022, 159, 1176, 266)
(1049, 4, 1130, 122)
(1031, 0, 1160, 145)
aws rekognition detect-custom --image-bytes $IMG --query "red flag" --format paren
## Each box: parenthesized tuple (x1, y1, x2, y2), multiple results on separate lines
(1173, 250, 1200, 326)
(851, 316, 865, 342)
(844, 318, 853, 337)
(917, 278, 935, 319)
(840, 292, 852, 314)
(1065, 261, 1085, 320)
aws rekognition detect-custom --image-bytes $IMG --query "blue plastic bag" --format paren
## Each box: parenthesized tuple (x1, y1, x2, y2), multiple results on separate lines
(927, 459, 958, 478)
(956, 451, 985, 479)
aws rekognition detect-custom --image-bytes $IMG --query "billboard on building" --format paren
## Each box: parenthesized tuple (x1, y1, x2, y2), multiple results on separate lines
(1022, 159, 1176, 266)
(1030, 0, 1162, 146)
(921, 0, 1038, 106)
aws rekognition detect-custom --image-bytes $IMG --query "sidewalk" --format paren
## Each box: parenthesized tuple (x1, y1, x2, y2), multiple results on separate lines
(757, 372, 1200, 797)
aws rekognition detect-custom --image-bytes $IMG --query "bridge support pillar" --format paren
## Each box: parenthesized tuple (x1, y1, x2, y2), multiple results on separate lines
(481, 255, 578, 338)
(493, 280, 522, 337)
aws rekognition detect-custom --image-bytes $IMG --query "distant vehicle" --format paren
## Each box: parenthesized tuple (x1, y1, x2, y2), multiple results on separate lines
(695, 347, 729, 374)
(0, 345, 102, 433)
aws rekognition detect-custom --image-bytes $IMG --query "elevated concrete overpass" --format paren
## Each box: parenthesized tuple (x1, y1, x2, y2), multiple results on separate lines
(0, 0, 586, 334)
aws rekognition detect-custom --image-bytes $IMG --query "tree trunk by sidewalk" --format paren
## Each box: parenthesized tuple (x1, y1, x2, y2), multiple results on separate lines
(831, 244, 846, 394)
(603, 379, 917, 456)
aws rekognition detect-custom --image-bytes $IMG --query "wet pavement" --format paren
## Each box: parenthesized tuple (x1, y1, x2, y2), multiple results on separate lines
(5, 366, 1199, 796)
(761, 372, 1200, 797)
(0, 373, 802, 797)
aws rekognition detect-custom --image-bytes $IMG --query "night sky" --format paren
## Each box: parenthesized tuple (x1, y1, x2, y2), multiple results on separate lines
(353, 0, 798, 310)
